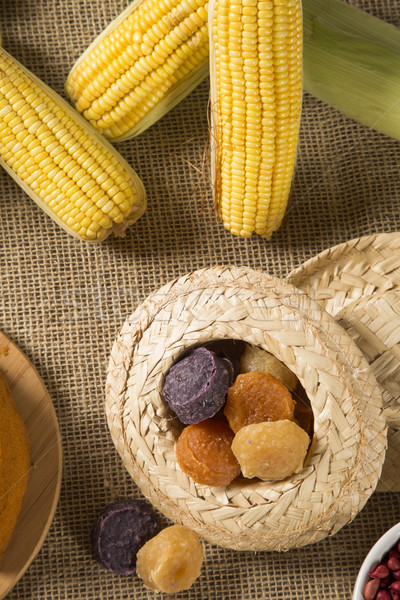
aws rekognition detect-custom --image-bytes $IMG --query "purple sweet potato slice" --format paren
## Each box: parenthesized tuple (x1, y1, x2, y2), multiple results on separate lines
(205, 339, 245, 379)
(162, 347, 233, 424)
(91, 499, 161, 575)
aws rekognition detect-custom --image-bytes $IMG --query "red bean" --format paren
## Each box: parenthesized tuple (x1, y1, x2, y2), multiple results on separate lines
(381, 575, 392, 588)
(390, 581, 400, 594)
(376, 590, 391, 600)
(389, 558, 400, 572)
(391, 593, 400, 600)
(371, 565, 391, 579)
(393, 571, 400, 581)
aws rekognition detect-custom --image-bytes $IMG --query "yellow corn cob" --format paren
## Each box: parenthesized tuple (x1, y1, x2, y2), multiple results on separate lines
(65, 0, 209, 141)
(0, 45, 146, 242)
(209, 0, 302, 239)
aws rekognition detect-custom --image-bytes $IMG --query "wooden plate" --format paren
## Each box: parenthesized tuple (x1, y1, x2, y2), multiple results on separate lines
(0, 331, 62, 600)
(286, 232, 400, 492)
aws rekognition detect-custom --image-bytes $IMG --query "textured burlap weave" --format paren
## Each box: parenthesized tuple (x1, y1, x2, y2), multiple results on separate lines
(1, 0, 400, 598)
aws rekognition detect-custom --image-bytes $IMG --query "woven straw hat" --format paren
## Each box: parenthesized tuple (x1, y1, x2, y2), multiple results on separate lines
(287, 232, 400, 492)
(105, 266, 386, 551)
(337, 291, 400, 430)
(287, 232, 400, 317)
(337, 291, 400, 493)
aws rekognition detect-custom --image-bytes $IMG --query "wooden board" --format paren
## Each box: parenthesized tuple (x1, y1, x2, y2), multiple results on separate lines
(0, 331, 62, 600)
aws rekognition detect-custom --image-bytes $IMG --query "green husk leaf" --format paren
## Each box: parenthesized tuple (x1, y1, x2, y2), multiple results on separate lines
(303, 0, 400, 139)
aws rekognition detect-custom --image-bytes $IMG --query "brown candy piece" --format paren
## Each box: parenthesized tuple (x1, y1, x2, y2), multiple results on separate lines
(176, 419, 240, 486)
(239, 344, 299, 391)
(136, 525, 204, 594)
(231, 420, 310, 481)
(293, 400, 314, 436)
(292, 385, 314, 436)
(224, 371, 295, 433)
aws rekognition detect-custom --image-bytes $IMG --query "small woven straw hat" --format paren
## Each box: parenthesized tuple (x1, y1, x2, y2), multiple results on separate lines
(337, 291, 400, 430)
(287, 232, 400, 317)
(105, 266, 386, 552)
(287, 232, 400, 492)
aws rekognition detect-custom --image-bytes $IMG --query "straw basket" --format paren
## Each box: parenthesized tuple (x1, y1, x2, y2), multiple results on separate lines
(105, 266, 386, 552)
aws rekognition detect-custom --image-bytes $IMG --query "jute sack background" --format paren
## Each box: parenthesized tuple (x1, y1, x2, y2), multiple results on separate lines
(1, 1, 400, 599)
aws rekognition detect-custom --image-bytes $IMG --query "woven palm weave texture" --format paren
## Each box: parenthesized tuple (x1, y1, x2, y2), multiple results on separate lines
(338, 291, 400, 428)
(0, 0, 400, 599)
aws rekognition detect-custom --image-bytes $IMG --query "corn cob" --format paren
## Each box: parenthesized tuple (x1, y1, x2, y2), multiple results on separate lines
(209, 0, 302, 238)
(0, 45, 146, 242)
(65, 0, 209, 141)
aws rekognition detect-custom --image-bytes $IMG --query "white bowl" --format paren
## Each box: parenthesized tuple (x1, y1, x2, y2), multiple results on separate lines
(352, 522, 400, 600)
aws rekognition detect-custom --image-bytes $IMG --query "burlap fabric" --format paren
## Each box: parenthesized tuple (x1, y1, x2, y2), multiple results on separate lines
(1, 0, 400, 598)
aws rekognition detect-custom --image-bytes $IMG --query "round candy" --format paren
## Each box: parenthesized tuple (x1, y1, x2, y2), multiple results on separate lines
(239, 344, 299, 391)
(231, 420, 310, 481)
(205, 339, 246, 379)
(137, 525, 204, 594)
(91, 499, 161, 575)
(224, 371, 295, 433)
(176, 419, 240, 486)
(162, 347, 233, 424)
